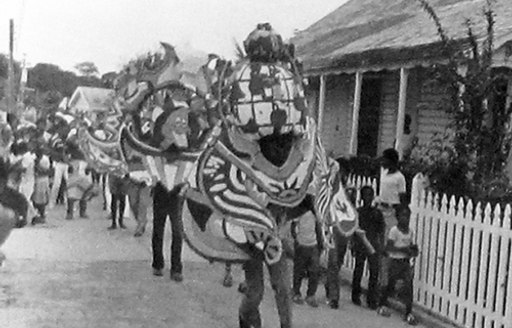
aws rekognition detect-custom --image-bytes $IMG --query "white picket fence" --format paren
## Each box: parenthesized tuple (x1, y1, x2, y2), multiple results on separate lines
(341, 174, 512, 328)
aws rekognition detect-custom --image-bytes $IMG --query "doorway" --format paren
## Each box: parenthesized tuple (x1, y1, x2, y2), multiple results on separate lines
(357, 77, 382, 158)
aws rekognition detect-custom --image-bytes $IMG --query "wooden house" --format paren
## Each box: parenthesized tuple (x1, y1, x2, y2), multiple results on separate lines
(293, 0, 512, 159)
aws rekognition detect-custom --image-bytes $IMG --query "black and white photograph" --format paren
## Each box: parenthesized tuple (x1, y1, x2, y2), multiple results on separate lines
(0, 0, 511, 327)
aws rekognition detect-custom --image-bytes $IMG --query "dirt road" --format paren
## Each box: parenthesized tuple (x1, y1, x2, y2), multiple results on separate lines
(0, 197, 426, 328)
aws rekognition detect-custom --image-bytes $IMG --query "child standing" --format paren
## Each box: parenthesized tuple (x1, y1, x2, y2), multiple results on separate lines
(351, 186, 385, 309)
(31, 150, 51, 225)
(291, 196, 323, 308)
(66, 165, 95, 220)
(377, 204, 419, 325)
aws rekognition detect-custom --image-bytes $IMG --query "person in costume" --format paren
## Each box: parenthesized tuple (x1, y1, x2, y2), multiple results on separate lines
(151, 182, 184, 282)
(31, 149, 51, 225)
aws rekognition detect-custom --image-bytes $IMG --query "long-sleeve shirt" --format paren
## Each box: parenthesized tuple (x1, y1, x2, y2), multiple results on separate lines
(352, 206, 385, 254)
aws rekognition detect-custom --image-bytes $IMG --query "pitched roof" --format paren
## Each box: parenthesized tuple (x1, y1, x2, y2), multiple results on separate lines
(293, 0, 512, 74)
(68, 87, 115, 111)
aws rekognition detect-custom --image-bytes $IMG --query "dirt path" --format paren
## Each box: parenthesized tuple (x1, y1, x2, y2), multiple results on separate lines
(0, 197, 426, 328)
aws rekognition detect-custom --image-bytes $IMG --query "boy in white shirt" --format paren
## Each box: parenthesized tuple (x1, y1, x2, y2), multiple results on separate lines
(377, 204, 419, 325)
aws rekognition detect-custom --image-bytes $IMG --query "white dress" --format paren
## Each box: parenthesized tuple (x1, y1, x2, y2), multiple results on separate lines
(19, 152, 36, 200)
(19, 152, 36, 218)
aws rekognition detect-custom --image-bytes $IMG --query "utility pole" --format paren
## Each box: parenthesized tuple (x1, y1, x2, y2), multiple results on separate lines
(6, 19, 15, 115)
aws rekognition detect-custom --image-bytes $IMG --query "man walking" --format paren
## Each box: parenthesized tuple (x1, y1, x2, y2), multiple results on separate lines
(151, 182, 184, 282)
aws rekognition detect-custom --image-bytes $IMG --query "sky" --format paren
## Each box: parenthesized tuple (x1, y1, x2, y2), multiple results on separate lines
(0, 0, 347, 74)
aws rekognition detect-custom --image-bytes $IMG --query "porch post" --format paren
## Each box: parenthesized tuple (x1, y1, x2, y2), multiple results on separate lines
(317, 74, 327, 133)
(349, 71, 363, 155)
(395, 67, 409, 159)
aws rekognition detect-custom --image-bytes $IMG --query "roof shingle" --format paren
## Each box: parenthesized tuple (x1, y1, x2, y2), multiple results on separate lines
(293, 0, 512, 74)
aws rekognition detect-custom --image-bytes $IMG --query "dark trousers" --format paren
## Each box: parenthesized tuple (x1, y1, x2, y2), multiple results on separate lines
(33, 202, 46, 218)
(379, 258, 413, 315)
(67, 198, 87, 218)
(293, 245, 320, 297)
(352, 252, 380, 306)
(56, 177, 66, 205)
(91, 171, 100, 184)
(239, 256, 292, 328)
(110, 193, 126, 225)
(326, 230, 348, 302)
(151, 184, 183, 274)
(101, 174, 107, 210)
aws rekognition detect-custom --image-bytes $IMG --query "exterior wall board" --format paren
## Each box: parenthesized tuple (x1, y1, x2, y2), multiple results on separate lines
(320, 74, 354, 157)
(416, 70, 453, 146)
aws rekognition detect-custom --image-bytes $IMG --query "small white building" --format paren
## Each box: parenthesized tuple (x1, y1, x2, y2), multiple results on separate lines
(67, 87, 115, 121)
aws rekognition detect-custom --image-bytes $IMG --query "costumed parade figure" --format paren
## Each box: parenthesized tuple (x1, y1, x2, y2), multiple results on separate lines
(76, 24, 362, 328)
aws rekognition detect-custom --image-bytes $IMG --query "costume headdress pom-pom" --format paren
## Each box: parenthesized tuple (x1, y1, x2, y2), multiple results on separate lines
(243, 23, 294, 63)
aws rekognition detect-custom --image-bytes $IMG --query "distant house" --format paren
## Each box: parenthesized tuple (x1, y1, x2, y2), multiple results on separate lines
(67, 87, 115, 121)
(293, 0, 512, 159)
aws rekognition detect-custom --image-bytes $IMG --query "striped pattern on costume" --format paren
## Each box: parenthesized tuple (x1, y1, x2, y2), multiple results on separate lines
(120, 127, 200, 191)
(197, 146, 276, 232)
(313, 135, 333, 221)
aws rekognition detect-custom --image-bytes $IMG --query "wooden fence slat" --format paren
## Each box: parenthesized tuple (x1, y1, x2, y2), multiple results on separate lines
(441, 195, 457, 316)
(475, 203, 492, 326)
(410, 198, 420, 302)
(457, 199, 473, 325)
(503, 205, 512, 327)
(424, 192, 436, 309)
(504, 239, 512, 328)
(484, 204, 501, 328)
(467, 202, 483, 327)
(495, 205, 511, 327)
(431, 193, 442, 310)
(434, 194, 448, 313)
(419, 190, 432, 306)
(371, 178, 378, 196)
(449, 197, 465, 320)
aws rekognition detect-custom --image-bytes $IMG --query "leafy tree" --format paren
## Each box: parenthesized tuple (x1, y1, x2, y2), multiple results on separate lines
(74, 61, 99, 77)
(27, 63, 103, 98)
(416, 0, 512, 200)
(101, 71, 118, 89)
(36, 90, 62, 117)
(0, 53, 22, 100)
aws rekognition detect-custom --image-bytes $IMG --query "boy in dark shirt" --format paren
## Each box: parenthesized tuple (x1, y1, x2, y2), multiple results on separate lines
(352, 185, 385, 309)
